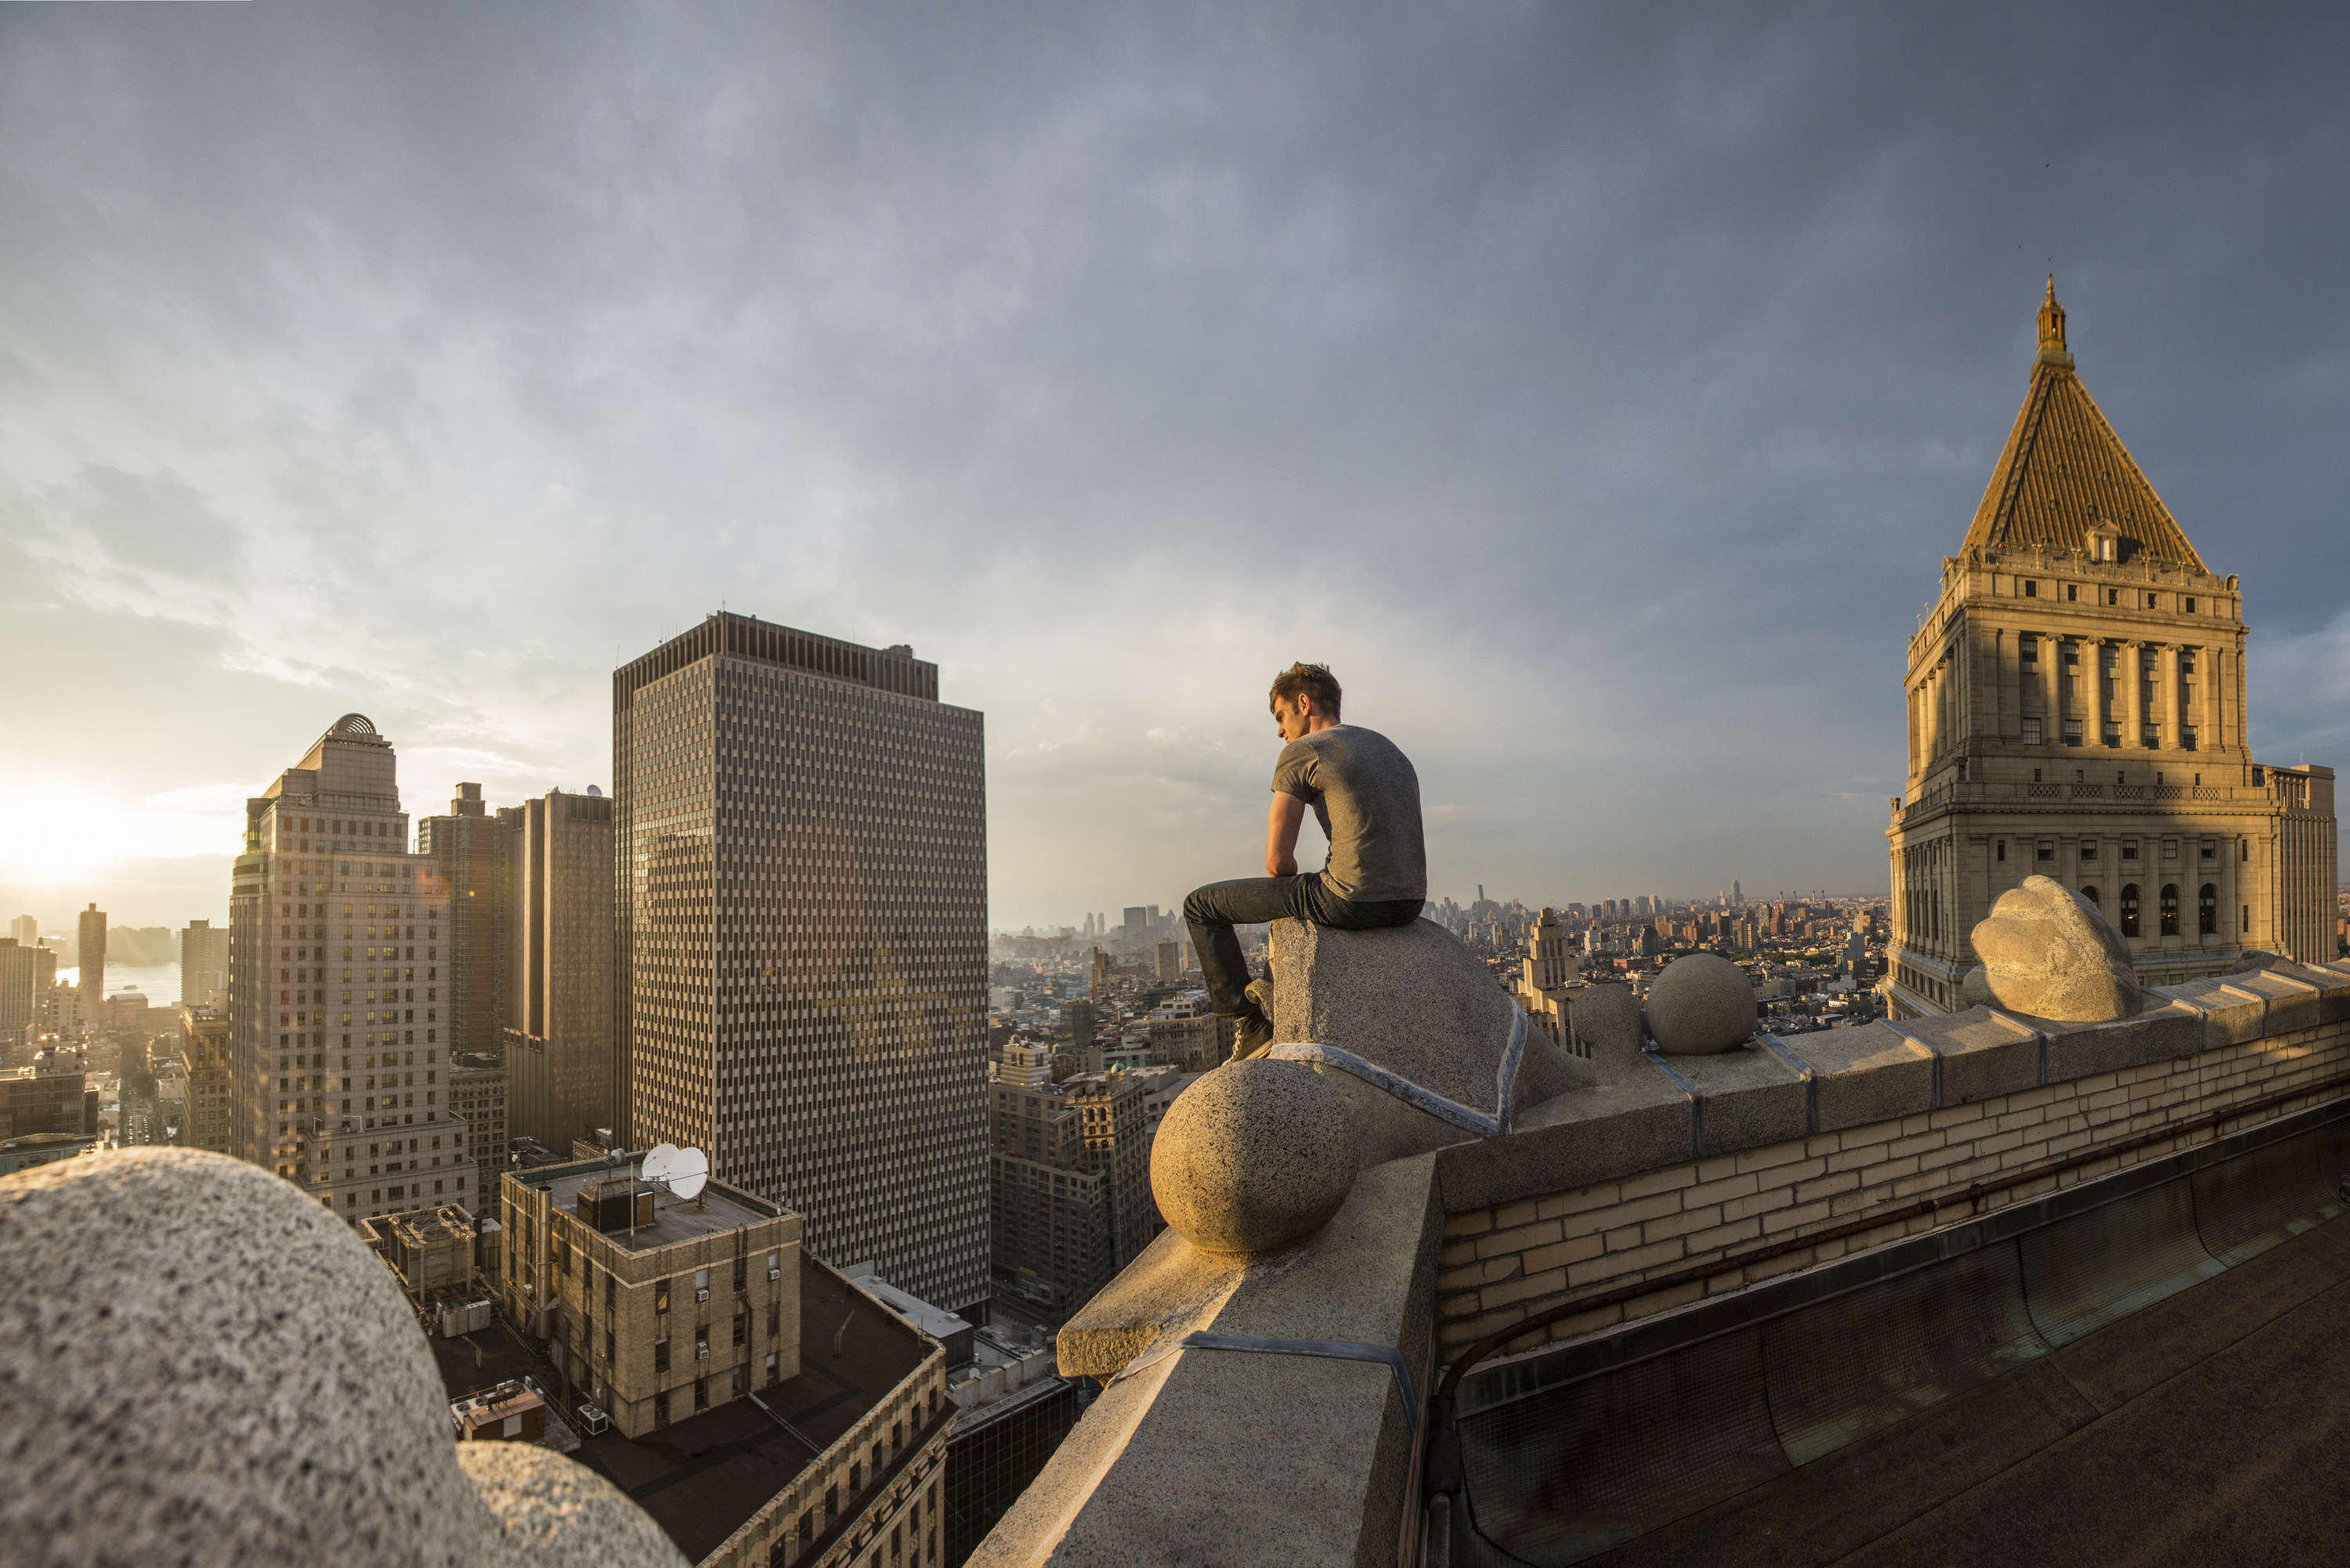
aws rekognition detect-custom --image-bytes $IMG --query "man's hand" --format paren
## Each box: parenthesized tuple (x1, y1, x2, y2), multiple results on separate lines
(1265, 791, 1307, 877)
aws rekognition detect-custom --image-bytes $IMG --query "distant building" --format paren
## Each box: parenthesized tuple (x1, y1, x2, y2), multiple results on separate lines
(1143, 992, 1230, 1072)
(179, 920, 230, 1013)
(179, 1006, 233, 1155)
(1886, 283, 2338, 1017)
(1515, 908, 1582, 1053)
(494, 788, 614, 1154)
(226, 713, 475, 1224)
(483, 1155, 946, 1568)
(613, 612, 989, 1319)
(1152, 940, 1183, 982)
(987, 1045, 1154, 1317)
(7, 916, 34, 950)
(1, 1046, 92, 1140)
(417, 783, 501, 1060)
(0, 1129, 97, 1173)
(76, 903, 106, 1022)
(448, 1054, 508, 1194)
(498, 1154, 801, 1437)
(0, 938, 41, 1060)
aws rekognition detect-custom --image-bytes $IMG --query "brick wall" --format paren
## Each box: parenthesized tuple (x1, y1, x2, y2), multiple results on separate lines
(1437, 1003, 2350, 1357)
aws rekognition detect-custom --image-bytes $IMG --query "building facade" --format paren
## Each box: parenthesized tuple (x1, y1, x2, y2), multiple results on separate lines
(226, 714, 480, 1223)
(986, 1042, 1152, 1319)
(179, 920, 230, 1012)
(495, 787, 616, 1153)
(0, 938, 40, 1060)
(77, 903, 106, 1021)
(499, 1155, 802, 1438)
(417, 783, 501, 1059)
(613, 612, 990, 1318)
(1886, 284, 2339, 1018)
(179, 1006, 233, 1154)
(450, 1055, 508, 1190)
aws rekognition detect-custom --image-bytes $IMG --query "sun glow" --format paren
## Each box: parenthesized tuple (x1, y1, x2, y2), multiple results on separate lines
(0, 779, 244, 887)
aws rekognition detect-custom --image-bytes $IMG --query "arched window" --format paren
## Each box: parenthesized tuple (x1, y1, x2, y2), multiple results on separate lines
(2199, 883, 2217, 936)
(2160, 884, 2179, 937)
(2120, 884, 2141, 939)
(2082, 886, 2101, 909)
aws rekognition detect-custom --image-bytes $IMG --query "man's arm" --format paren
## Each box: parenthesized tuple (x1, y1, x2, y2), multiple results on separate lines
(1265, 792, 1307, 877)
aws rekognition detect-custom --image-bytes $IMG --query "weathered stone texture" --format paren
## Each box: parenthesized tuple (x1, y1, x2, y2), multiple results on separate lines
(1646, 952, 1759, 1055)
(1969, 874, 2142, 1022)
(1149, 1058, 1359, 1256)
(0, 1147, 687, 1568)
(1267, 916, 1589, 1122)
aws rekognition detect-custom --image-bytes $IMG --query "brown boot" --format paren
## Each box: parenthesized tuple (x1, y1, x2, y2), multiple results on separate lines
(1233, 1006, 1274, 1060)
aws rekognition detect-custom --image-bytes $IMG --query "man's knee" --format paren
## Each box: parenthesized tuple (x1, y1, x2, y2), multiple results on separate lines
(1181, 887, 1217, 925)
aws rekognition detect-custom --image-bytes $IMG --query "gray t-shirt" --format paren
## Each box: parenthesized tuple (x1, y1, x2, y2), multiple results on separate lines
(1271, 724, 1426, 903)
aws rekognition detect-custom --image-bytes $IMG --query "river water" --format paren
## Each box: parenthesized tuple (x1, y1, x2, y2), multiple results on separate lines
(55, 963, 184, 1008)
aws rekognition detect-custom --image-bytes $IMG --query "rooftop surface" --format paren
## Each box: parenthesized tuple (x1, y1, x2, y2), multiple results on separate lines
(432, 1257, 931, 1564)
(1579, 1209, 2350, 1568)
(522, 1157, 779, 1252)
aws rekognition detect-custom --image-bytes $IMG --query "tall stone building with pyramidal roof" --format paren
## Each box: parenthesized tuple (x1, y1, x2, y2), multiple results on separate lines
(1885, 281, 2337, 1019)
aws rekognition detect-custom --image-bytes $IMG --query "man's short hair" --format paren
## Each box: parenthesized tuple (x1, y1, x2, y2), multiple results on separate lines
(1269, 663, 1342, 720)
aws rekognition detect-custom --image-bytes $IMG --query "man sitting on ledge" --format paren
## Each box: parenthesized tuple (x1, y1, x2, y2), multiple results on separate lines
(1183, 662, 1427, 1059)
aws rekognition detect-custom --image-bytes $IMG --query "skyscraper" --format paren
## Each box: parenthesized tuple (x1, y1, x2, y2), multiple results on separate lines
(77, 904, 106, 1017)
(179, 919, 230, 1012)
(496, 786, 615, 1153)
(613, 612, 989, 1317)
(417, 783, 500, 1058)
(9, 916, 35, 950)
(227, 714, 479, 1221)
(1886, 283, 2337, 1017)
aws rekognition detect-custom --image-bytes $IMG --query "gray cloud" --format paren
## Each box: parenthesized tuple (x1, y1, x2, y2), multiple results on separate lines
(2, 2, 2345, 928)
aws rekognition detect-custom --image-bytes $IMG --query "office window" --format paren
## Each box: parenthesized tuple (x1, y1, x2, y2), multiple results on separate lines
(2063, 718, 2083, 746)
(2160, 884, 2180, 937)
(2120, 885, 2142, 938)
(2037, 841, 2055, 862)
(2024, 580, 2039, 598)
(2080, 842, 2098, 862)
(2200, 884, 2217, 935)
(2022, 717, 2044, 745)
(1996, 840, 2006, 862)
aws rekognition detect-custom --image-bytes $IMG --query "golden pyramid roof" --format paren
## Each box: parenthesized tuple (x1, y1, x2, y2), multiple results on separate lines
(1961, 279, 2207, 572)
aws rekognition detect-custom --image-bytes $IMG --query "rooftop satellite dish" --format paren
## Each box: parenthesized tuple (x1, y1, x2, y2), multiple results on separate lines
(640, 1143, 682, 1187)
(667, 1146, 710, 1203)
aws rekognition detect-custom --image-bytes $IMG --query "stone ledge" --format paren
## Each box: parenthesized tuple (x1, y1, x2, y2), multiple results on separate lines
(1430, 960, 2331, 1223)
(986, 1154, 1442, 1568)
(1775, 1025, 1933, 1131)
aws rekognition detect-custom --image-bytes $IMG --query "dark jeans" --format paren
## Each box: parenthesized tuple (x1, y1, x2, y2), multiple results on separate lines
(1183, 874, 1424, 1017)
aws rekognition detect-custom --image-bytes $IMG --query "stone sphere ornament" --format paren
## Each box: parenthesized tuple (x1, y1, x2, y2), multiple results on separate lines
(1645, 952, 1759, 1055)
(1150, 1058, 1360, 1256)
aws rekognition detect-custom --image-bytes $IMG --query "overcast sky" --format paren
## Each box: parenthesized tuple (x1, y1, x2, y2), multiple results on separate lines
(2, 2, 2345, 935)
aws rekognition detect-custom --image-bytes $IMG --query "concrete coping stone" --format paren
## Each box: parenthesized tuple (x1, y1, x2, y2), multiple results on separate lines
(1643, 1042, 1810, 1157)
(2146, 977, 2269, 1048)
(2034, 999, 2205, 1080)
(1436, 1060, 1693, 1214)
(2219, 966, 2326, 1032)
(1885, 1007, 2044, 1107)
(1773, 1022, 1936, 1133)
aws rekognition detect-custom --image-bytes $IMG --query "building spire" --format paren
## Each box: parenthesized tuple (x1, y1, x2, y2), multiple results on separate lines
(2036, 275, 2072, 367)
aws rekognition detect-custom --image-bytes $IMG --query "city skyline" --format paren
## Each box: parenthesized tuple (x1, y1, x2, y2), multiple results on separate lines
(6, 7, 2350, 934)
